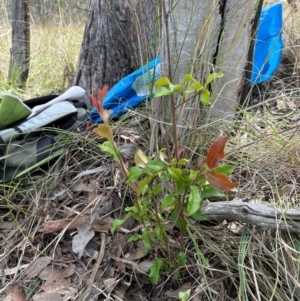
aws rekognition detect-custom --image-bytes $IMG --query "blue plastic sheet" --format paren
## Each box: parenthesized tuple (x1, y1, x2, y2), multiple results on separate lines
(250, 3, 283, 85)
(89, 57, 161, 123)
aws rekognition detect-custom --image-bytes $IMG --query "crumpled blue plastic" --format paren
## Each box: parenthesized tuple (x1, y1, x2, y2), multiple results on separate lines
(250, 3, 283, 85)
(88, 57, 161, 123)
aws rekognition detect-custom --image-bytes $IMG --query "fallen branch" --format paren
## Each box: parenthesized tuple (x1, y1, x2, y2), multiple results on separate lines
(201, 199, 300, 233)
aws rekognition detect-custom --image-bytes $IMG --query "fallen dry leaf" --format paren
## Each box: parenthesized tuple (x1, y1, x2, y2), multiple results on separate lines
(25, 256, 52, 279)
(72, 224, 95, 258)
(126, 240, 146, 260)
(42, 216, 111, 234)
(41, 276, 71, 294)
(33, 287, 77, 301)
(39, 263, 76, 280)
(2, 283, 25, 301)
(103, 277, 118, 293)
(32, 292, 63, 301)
(108, 233, 127, 257)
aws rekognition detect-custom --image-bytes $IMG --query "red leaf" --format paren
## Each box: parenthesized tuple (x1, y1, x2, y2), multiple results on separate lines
(98, 85, 108, 101)
(178, 147, 185, 157)
(205, 170, 237, 191)
(90, 94, 100, 113)
(90, 86, 108, 117)
(206, 136, 229, 168)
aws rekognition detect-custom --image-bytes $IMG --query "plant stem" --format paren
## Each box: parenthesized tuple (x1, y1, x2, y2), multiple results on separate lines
(162, 1, 179, 161)
(174, 90, 201, 109)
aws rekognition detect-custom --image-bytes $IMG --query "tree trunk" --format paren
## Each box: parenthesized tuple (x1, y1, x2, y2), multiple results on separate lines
(73, 0, 158, 105)
(9, 0, 30, 87)
(75, 0, 264, 142)
(152, 0, 263, 148)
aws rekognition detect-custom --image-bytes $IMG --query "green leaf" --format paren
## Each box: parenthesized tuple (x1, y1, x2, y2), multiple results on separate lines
(138, 177, 150, 195)
(154, 77, 171, 87)
(187, 185, 202, 216)
(128, 234, 141, 242)
(202, 186, 225, 199)
(141, 229, 153, 250)
(149, 258, 165, 284)
(125, 204, 140, 214)
(159, 170, 170, 181)
(179, 289, 191, 301)
(177, 252, 187, 266)
(171, 206, 187, 230)
(174, 269, 180, 279)
(184, 89, 195, 95)
(161, 194, 175, 210)
(100, 141, 120, 162)
(111, 218, 126, 235)
(205, 72, 223, 86)
(155, 226, 166, 241)
(190, 81, 203, 91)
(147, 160, 166, 172)
(177, 158, 189, 166)
(191, 210, 208, 222)
(169, 84, 183, 92)
(168, 167, 183, 181)
(151, 184, 163, 196)
(214, 165, 235, 176)
(126, 166, 144, 184)
(189, 169, 198, 181)
(183, 74, 195, 83)
(175, 181, 187, 194)
(154, 86, 173, 98)
(200, 89, 210, 105)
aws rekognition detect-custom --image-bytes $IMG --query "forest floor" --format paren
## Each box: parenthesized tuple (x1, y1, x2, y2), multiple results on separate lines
(1, 2, 300, 301)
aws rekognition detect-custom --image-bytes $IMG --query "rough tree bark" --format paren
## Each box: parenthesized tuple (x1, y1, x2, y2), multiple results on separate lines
(73, 0, 158, 104)
(9, 0, 30, 87)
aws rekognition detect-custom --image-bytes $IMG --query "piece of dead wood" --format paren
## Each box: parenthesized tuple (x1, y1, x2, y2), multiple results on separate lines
(42, 216, 111, 234)
(201, 199, 300, 233)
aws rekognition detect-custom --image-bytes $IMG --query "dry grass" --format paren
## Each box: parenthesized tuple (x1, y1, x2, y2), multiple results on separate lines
(0, 22, 84, 98)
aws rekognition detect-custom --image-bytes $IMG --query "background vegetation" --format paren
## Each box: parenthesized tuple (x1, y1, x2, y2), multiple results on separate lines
(0, 0, 89, 98)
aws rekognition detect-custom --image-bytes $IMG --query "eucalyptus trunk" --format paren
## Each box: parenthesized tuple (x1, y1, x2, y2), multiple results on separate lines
(9, 0, 30, 87)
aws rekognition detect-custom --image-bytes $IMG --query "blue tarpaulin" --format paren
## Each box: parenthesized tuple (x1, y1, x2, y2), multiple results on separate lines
(89, 3, 283, 123)
(89, 57, 160, 123)
(250, 3, 283, 85)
